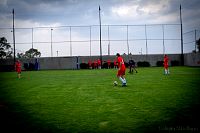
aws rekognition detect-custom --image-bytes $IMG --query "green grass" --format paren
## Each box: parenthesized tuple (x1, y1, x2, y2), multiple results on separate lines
(0, 67, 200, 133)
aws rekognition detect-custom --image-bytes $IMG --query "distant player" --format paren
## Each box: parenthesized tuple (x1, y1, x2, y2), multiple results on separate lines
(114, 59, 118, 69)
(88, 60, 92, 69)
(93, 60, 97, 69)
(163, 55, 170, 75)
(129, 59, 138, 74)
(116, 53, 127, 87)
(97, 59, 101, 69)
(107, 59, 111, 69)
(15, 60, 21, 79)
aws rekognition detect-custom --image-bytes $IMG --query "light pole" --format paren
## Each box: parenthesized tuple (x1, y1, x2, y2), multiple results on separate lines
(70, 26, 72, 56)
(180, 5, 184, 65)
(108, 25, 110, 56)
(12, 9, 16, 65)
(51, 28, 53, 57)
(162, 25, 165, 55)
(99, 5, 102, 67)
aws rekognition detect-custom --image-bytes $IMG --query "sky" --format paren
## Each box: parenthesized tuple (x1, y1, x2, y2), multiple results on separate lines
(0, 0, 200, 57)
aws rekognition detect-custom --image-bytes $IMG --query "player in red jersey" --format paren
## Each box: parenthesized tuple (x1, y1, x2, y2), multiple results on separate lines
(163, 55, 169, 75)
(15, 60, 21, 78)
(116, 53, 127, 86)
(93, 60, 97, 69)
(88, 60, 92, 69)
(107, 59, 111, 69)
(114, 59, 118, 69)
(97, 59, 101, 69)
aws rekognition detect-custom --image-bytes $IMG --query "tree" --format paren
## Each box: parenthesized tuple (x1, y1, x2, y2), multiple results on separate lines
(0, 37, 12, 59)
(196, 38, 200, 52)
(17, 52, 25, 58)
(17, 48, 41, 58)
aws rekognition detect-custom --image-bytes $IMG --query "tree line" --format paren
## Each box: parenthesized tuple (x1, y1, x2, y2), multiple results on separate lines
(0, 37, 41, 59)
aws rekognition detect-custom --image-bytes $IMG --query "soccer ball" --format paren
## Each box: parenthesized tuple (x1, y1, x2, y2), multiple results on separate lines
(113, 81, 118, 86)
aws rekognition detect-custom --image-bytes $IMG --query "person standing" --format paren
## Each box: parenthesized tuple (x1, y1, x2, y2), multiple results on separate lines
(93, 60, 97, 69)
(107, 59, 111, 69)
(15, 60, 21, 79)
(114, 59, 118, 69)
(97, 59, 101, 69)
(163, 55, 170, 75)
(116, 53, 127, 87)
(88, 59, 92, 69)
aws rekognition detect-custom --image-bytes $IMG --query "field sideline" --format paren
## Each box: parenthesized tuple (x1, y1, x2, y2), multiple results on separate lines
(0, 67, 200, 133)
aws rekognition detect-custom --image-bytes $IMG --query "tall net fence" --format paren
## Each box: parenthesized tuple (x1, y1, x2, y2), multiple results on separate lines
(183, 29, 200, 53)
(0, 24, 189, 57)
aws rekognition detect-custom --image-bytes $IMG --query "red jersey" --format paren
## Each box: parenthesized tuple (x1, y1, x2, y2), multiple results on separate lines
(97, 59, 101, 66)
(117, 56, 126, 70)
(94, 60, 97, 67)
(88, 60, 92, 67)
(114, 60, 117, 66)
(107, 59, 111, 65)
(15, 61, 21, 73)
(164, 56, 169, 68)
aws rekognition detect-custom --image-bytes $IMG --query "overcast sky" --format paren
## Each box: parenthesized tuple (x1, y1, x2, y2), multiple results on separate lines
(0, 0, 200, 57)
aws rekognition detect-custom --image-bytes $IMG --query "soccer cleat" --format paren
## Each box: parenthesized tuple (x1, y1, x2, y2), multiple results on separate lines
(122, 83, 127, 87)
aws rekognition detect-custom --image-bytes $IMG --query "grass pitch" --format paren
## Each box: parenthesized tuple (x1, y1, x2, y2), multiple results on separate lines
(0, 67, 200, 133)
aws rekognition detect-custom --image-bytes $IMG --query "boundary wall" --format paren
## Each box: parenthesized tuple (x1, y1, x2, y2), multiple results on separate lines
(0, 53, 200, 71)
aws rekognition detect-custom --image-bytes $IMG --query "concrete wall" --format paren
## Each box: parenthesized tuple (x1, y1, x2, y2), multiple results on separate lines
(0, 53, 200, 71)
(184, 53, 200, 66)
(79, 54, 181, 67)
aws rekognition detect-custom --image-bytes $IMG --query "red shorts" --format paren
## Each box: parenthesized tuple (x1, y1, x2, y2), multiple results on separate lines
(164, 64, 168, 69)
(16, 68, 21, 73)
(117, 68, 126, 76)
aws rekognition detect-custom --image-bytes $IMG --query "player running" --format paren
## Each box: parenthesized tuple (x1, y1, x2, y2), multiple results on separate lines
(163, 55, 170, 75)
(116, 53, 127, 87)
(15, 60, 21, 78)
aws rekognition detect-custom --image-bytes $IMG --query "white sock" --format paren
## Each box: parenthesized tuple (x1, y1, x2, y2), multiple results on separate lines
(123, 78, 126, 84)
(119, 77, 125, 84)
(165, 69, 167, 75)
(119, 77, 127, 84)
(167, 69, 170, 74)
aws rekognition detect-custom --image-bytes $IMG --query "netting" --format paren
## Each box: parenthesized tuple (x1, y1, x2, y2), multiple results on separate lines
(0, 24, 188, 57)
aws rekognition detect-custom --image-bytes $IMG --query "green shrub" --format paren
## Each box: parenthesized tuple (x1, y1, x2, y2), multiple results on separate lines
(156, 61, 164, 67)
(137, 61, 150, 67)
(171, 60, 180, 66)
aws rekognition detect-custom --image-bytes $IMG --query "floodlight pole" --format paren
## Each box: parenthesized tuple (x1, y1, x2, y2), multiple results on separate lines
(127, 25, 129, 59)
(162, 25, 165, 55)
(99, 5, 102, 67)
(145, 24, 148, 55)
(32, 28, 34, 49)
(90, 26, 92, 56)
(180, 5, 184, 66)
(70, 26, 72, 56)
(195, 29, 197, 52)
(51, 28, 53, 57)
(12, 9, 16, 66)
(108, 25, 110, 56)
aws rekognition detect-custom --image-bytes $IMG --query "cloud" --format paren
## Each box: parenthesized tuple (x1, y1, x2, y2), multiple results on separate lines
(0, 0, 8, 6)
(136, 0, 170, 15)
(111, 5, 138, 18)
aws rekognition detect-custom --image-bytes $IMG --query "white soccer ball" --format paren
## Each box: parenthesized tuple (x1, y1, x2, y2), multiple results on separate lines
(113, 81, 118, 86)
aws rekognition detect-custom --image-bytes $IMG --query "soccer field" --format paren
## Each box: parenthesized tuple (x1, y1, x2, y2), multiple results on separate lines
(0, 67, 200, 133)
